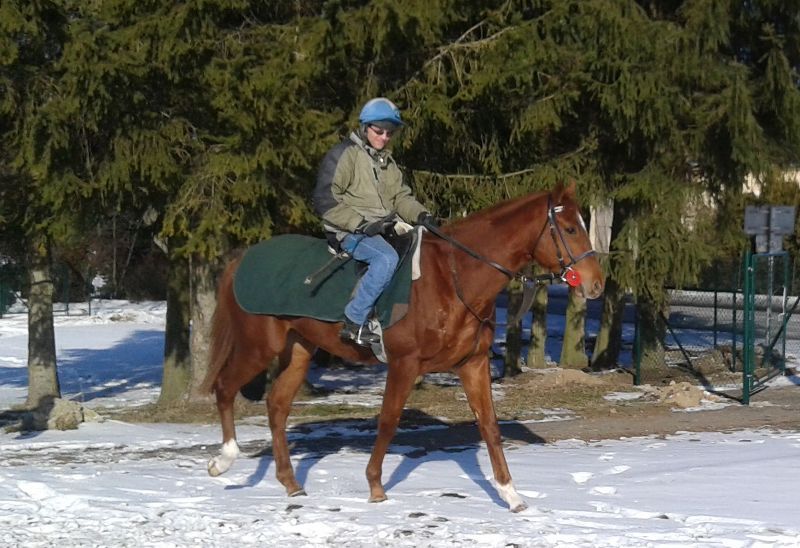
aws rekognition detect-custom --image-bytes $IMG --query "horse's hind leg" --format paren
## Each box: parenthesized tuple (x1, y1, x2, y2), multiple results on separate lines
(208, 374, 241, 476)
(267, 334, 314, 497)
(457, 355, 527, 512)
(208, 349, 271, 477)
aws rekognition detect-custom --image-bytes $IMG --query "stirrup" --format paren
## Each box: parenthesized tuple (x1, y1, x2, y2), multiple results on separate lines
(340, 320, 380, 346)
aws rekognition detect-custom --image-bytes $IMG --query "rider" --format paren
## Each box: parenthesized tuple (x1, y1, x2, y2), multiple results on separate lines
(313, 97, 437, 346)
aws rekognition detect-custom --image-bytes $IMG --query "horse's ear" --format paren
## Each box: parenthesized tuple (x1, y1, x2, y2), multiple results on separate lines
(551, 180, 576, 203)
(565, 179, 577, 199)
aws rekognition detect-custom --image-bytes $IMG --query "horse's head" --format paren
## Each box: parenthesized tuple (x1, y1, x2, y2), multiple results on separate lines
(534, 181, 604, 299)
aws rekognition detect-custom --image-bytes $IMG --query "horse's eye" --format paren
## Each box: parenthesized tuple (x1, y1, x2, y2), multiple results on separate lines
(565, 226, 577, 235)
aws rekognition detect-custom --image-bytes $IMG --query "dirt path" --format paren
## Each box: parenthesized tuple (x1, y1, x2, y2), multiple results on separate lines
(387, 384, 800, 453)
(95, 367, 800, 455)
(266, 381, 800, 459)
(516, 384, 800, 442)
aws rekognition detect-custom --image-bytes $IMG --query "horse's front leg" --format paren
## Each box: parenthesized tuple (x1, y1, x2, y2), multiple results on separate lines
(366, 361, 418, 502)
(457, 356, 527, 512)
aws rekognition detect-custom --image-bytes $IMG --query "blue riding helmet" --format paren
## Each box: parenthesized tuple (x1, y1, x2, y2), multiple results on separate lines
(359, 98, 403, 129)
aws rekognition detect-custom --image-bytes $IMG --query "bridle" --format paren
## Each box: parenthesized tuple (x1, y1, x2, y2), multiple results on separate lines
(424, 194, 597, 287)
(540, 195, 597, 286)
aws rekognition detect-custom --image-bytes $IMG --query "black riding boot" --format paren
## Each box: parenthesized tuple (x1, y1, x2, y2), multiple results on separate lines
(340, 318, 380, 346)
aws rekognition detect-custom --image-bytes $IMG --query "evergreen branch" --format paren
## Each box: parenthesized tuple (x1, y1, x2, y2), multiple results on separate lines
(411, 166, 533, 180)
(80, 122, 95, 181)
(400, 7, 525, 92)
(408, 144, 587, 180)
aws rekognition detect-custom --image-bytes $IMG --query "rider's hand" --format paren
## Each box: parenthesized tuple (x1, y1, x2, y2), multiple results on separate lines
(393, 221, 414, 235)
(416, 212, 439, 228)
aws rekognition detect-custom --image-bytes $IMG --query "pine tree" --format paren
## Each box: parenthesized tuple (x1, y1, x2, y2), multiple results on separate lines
(49, 1, 345, 401)
(352, 1, 799, 370)
(5, 0, 799, 399)
(0, 0, 79, 408)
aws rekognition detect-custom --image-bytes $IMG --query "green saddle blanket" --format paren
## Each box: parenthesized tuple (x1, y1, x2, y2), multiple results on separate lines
(233, 234, 414, 328)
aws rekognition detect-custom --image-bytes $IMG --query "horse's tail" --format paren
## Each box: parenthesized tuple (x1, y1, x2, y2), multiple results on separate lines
(198, 256, 241, 395)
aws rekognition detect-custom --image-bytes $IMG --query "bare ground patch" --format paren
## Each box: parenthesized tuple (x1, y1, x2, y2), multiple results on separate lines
(99, 358, 800, 444)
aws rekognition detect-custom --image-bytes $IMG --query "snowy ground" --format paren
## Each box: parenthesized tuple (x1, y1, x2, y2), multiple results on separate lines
(1, 301, 799, 547)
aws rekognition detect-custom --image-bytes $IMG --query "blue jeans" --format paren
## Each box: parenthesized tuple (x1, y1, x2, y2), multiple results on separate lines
(340, 233, 399, 325)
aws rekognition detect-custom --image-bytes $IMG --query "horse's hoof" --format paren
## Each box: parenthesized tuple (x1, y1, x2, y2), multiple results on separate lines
(368, 494, 388, 503)
(510, 502, 529, 513)
(288, 489, 307, 497)
(207, 461, 222, 477)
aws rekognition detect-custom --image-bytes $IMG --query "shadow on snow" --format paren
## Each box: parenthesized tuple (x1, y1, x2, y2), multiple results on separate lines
(223, 411, 545, 509)
(0, 329, 164, 401)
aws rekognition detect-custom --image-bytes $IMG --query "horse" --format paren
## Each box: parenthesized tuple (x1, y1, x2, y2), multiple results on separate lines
(199, 181, 604, 512)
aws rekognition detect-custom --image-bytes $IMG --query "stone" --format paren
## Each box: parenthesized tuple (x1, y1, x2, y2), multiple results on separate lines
(23, 398, 101, 431)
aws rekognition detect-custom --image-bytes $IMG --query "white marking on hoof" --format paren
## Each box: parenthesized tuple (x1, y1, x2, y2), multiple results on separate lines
(207, 439, 240, 477)
(496, 481, 527, 512)
(511, 501, 529, 513)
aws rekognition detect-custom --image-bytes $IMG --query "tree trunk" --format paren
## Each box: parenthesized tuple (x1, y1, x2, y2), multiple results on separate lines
(590, 277, 625, 369)
(188, 255, 219, 399)
(526, 280, 549, 369)
(25, 235, 60, 408)
(559, 289, 588, 369)
(503, 279, 524, 377)
(590, 196, 627, 370)
(158, 253, 191, 405)
(636, 296, 668, 382)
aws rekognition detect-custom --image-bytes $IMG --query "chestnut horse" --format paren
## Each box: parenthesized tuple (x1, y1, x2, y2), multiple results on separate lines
(200, 181, 603, 512)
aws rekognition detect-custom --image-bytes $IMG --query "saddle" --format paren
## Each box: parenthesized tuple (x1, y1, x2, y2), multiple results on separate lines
(233, 231, 419, 329)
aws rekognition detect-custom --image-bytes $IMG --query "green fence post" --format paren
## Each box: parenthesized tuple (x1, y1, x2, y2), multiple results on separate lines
(634, 304, 641, 386)
(780, 253, 789, 373)
(732, 286, 737, 372)
(713, 289, 718, 348)
(742, 250, 754, 405)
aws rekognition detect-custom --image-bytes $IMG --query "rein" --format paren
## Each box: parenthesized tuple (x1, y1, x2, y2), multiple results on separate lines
(424, 223, 516, 279)
(423, 195, 596, 286)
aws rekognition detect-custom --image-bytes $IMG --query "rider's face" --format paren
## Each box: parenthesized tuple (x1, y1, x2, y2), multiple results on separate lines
(366, 125, 394, 150)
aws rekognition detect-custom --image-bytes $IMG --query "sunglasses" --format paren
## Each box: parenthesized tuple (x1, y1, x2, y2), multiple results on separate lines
(368, 125, 395, 137)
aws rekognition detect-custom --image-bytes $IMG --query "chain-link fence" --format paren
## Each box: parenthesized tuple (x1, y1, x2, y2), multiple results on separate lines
(658, 253, 799, 400)
(0, 263, 93, 318)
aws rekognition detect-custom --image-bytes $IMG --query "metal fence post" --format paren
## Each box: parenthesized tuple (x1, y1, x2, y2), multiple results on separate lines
(633, 304, 641, 386)
(742, 250, 754, 405)
(713, 289, 718, 348)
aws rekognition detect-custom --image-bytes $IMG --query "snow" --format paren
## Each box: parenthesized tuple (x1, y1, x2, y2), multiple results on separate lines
(1, 300, 799, 546)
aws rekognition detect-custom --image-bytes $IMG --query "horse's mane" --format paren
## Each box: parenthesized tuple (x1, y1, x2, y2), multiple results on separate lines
(440, 189, 550, 238)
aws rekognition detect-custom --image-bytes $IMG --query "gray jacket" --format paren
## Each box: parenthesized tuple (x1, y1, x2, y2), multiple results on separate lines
(313, 131, 428, 241)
